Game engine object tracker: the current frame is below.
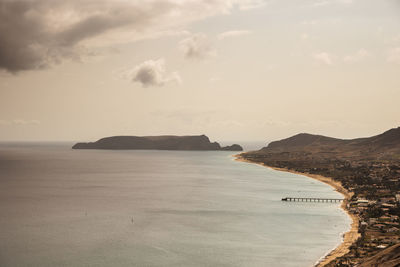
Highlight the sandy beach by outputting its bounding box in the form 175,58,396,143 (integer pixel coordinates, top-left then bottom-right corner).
235,156,360,267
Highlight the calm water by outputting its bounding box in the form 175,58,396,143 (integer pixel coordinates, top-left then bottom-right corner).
0,143,350,267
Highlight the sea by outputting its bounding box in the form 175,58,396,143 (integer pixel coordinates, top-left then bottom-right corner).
0,143,350,267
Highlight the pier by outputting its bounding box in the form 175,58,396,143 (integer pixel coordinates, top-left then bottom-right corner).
281,197,343,202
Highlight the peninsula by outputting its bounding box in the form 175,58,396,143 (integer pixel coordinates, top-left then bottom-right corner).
238,127,400,266
72,135,243,151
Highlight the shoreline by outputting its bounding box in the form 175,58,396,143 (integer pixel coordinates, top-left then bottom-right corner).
234,155,360,267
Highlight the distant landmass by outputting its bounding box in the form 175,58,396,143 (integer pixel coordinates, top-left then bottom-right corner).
72,135,243,151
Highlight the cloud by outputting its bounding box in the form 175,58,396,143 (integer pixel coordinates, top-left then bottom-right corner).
301,18,342,26
313,52,334,65
209,77,222,83
0,0,263,73
387,47,400,64
218,30,251,40
13,119,41,125
302,20,318,26
300,33,309,40
343,49,369,63
312,1,330,7
149,108,244,131
264,120,290,127
311,0,353,7
0,1,150,72
0,119,40,125
179,33,216,59
384,35,400,45
337,0,353,4
125,59,181,87
237,0,266,10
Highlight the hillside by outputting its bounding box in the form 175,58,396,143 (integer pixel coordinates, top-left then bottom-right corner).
358,244,400,267
72,135,243,151
257,127,400,160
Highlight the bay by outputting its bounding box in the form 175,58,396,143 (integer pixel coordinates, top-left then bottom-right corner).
0,144,350,267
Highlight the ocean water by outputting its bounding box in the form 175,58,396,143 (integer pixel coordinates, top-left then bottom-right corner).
0,143,350,267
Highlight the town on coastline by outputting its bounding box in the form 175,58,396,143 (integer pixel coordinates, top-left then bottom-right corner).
239,127,400,266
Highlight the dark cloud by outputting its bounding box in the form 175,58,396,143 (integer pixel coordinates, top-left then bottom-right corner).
0,0,174,72
0,0,263,73
0,1,49,71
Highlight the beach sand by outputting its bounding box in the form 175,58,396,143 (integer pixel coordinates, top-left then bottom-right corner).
234,156,360,267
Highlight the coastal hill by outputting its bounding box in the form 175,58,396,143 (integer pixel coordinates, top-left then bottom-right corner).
257,127,400,160
72,135,243,151
239,127,400,266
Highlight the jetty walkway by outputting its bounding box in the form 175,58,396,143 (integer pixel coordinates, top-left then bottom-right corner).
281,197,343,202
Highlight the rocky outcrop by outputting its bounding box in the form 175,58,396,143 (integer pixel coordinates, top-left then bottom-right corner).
72,135,243,151
220,144,243,151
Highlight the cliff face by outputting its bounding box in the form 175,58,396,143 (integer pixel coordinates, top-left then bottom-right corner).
72,135,243,151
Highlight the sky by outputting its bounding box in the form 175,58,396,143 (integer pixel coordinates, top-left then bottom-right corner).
0,0,399,143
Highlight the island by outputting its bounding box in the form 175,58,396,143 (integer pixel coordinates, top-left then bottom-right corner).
237,127,400,267
72,135,243,151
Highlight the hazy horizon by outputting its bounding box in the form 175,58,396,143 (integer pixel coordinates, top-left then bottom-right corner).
1,0,399,142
